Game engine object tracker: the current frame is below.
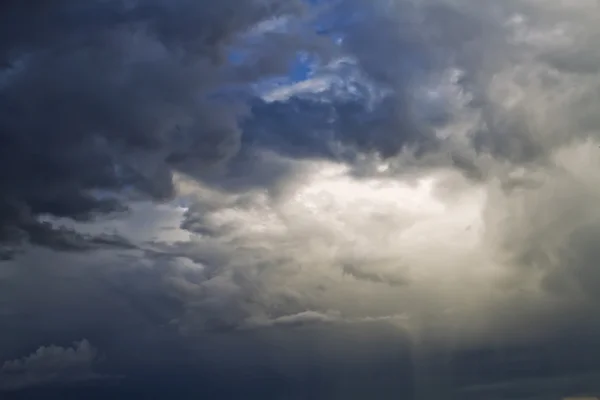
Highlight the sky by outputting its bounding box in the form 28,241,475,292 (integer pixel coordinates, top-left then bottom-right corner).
2,0,600,399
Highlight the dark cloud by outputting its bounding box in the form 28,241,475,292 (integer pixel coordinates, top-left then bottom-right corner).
4,0,600,399
0,339,112,391
215,0,566,192
0,248,419,397
0,0,327,255
0,0,588,256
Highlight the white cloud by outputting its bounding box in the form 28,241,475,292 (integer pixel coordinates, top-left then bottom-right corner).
261,76,335,102
165,162,539,346
243,310,409,330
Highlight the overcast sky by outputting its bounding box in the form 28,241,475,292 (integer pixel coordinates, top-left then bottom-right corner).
2,0,600,399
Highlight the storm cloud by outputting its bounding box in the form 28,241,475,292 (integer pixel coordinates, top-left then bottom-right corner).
0,0,328,256
3,0,600,399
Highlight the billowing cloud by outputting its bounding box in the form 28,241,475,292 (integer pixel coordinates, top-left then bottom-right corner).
0,0,330,256
0,339,109,391
4,0,600,398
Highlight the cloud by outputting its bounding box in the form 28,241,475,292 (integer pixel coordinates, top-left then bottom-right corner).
261,76,335,102
5,0,600,397
341,263,409,287
3,0,598,258
156,165,521,345
244,310,342,329
242,310,408,330
0,339,110,391
0,0,331,256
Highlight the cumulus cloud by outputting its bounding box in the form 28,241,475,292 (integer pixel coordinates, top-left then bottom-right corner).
4,0,600,397
0,0,330,256
150,165,514,346
131,0,600,358
0,339,109,391
3,0,598,261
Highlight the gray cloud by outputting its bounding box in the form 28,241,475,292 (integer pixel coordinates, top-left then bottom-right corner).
151,0,600,367
0,0,329,256
0,339,110,391
342,262,409,287
3,0,598,257
4,0,600,398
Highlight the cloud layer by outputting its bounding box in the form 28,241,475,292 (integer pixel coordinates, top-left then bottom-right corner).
3,0,600,398
0,0,328,257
